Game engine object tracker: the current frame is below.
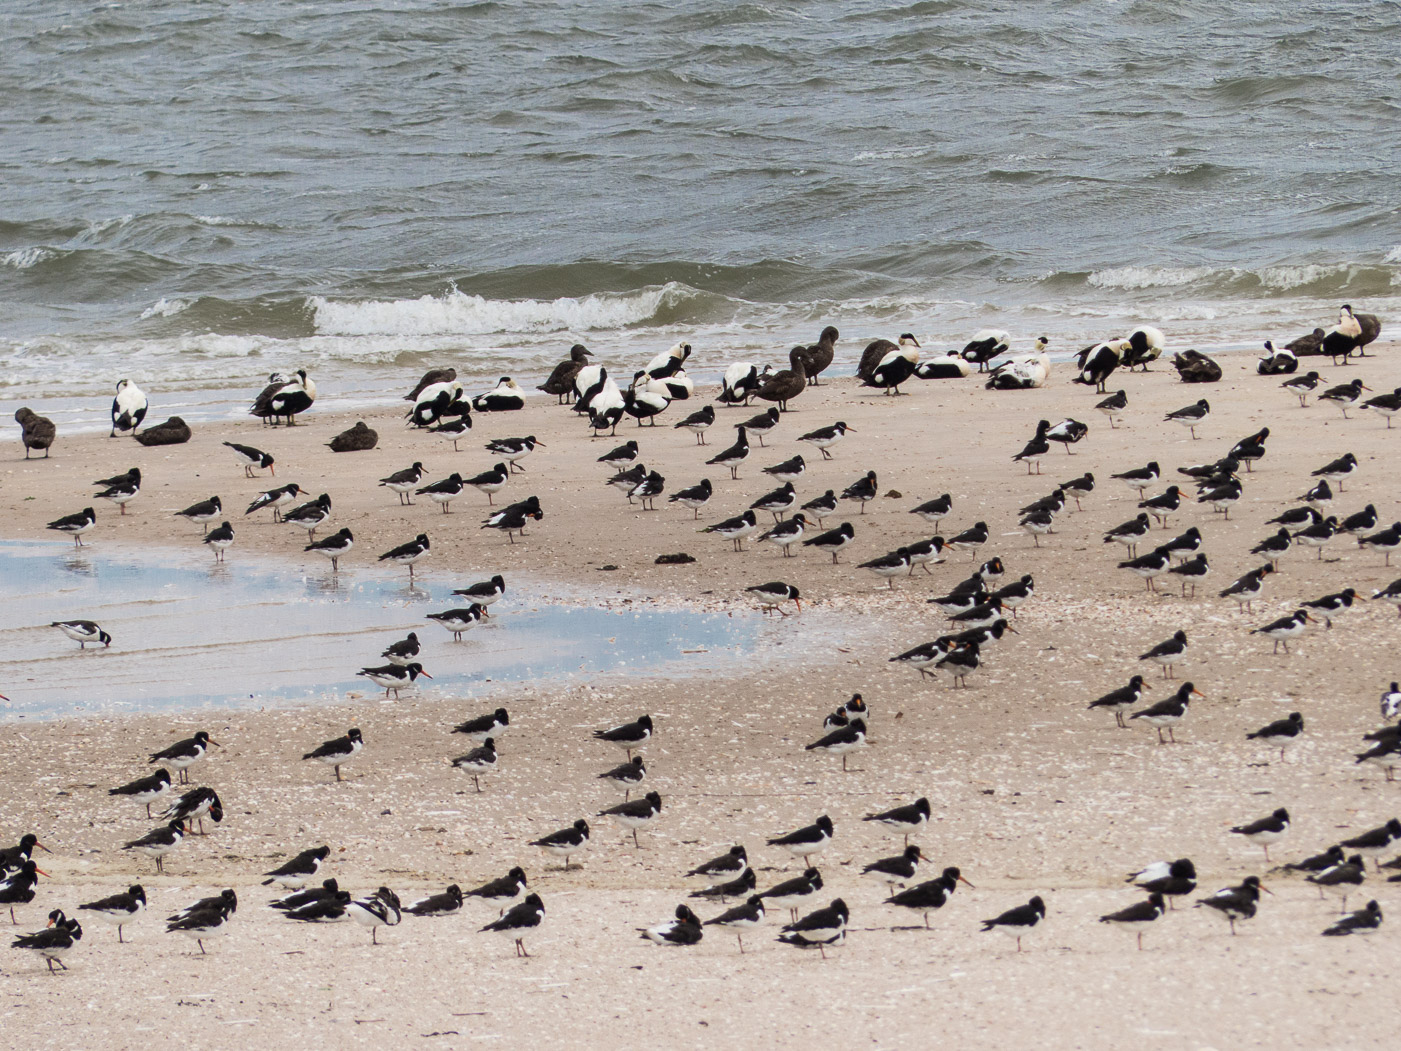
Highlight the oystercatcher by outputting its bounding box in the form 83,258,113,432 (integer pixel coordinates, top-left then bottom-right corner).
78,885,145,943
1230,808,1290,862
668,478,713,519
109,769,173,817
885,866,973,927
980,895,1045,952
464,867,528,904
1246,711,1305,760
52,620,111,649
745,581,802,615
148,730,218,784
378,533,430,577
1252,609,1314,653
451,738,497,792
704,895,765,953
1087,675,1149,729
767,815,834,867
283,493,332,539
406,885,464,917
1126,858,1196,907
304,528,353,572
347,887,401,944
301,727,363,781
1095,389,1127,427
46,506,97,546
750,482,797,523
1138,630,1188,678
598,791,662,848
702,509,759,552
1195,876,1267,935
841,470,878,513
480,893,544,956
598,755,646,799
358,662,431,698
245,484,305,522
592,714,652,758
261,846,331,889
706,426,750,479
426,604,486,640
1100,893,1164,950
757,867,824,923
122,821,186,873
801,521,856,563
762,454,806,484
799,489,838,526
1323,899,1383,936
777,898,847,958
685,845,749,885
804,718,867,771
1130,681,1201,742
757,513,808,556
529,820,589,870
485,435,543,472
451,707,509,741
640,904,703,946
175,496,222,534
739,406,781,446
1165,399,1209,438
797,421,853,460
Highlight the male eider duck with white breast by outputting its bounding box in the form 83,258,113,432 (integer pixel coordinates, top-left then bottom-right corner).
473,376,525,412
110,379,148,437
960,329,1011,371
863,339,921,394
857,333,919,382
1122,326,1165,370
623,375,670,426
1075,340,1127,392
644,341,690,379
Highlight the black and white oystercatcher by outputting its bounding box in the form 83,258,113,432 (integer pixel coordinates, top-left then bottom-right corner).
301,728,363,781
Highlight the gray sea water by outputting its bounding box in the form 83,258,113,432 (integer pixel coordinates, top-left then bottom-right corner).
3,0,1399,428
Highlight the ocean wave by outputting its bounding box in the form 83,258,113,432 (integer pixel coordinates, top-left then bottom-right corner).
1088,266,1216,290
2,247,60,270
308,283,696,337
139,297,191,320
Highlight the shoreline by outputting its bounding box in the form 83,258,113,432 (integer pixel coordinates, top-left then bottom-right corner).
3,345,1401,1048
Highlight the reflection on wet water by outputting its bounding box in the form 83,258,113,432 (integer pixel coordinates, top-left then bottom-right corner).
0,540,770,719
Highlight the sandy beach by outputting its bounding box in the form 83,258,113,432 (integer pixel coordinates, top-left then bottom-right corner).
4,348,1401,1049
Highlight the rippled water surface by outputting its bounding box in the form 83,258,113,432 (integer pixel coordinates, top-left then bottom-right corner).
2,1,1398,414
0,540,786,718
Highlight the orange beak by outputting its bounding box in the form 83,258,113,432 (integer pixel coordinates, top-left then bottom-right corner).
269,464,276,476
958,874,976,888
35,867,51,878
1190,688,1205,698
794,599,802,612
34,840,52,853
418,671,433,679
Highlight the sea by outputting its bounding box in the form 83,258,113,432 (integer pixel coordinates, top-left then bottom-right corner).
3,0,1399,434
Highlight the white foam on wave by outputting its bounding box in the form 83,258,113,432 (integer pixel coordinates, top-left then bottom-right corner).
1087,266,1215,290
308,283,688,337
1259,264,1339,289
2,247,58,269
139,297,190,319
1384,246,1401,264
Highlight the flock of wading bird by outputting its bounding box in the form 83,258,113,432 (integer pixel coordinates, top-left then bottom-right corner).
7,304,1401,970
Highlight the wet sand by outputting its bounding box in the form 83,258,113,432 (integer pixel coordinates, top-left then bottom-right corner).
3,347,1401,1048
